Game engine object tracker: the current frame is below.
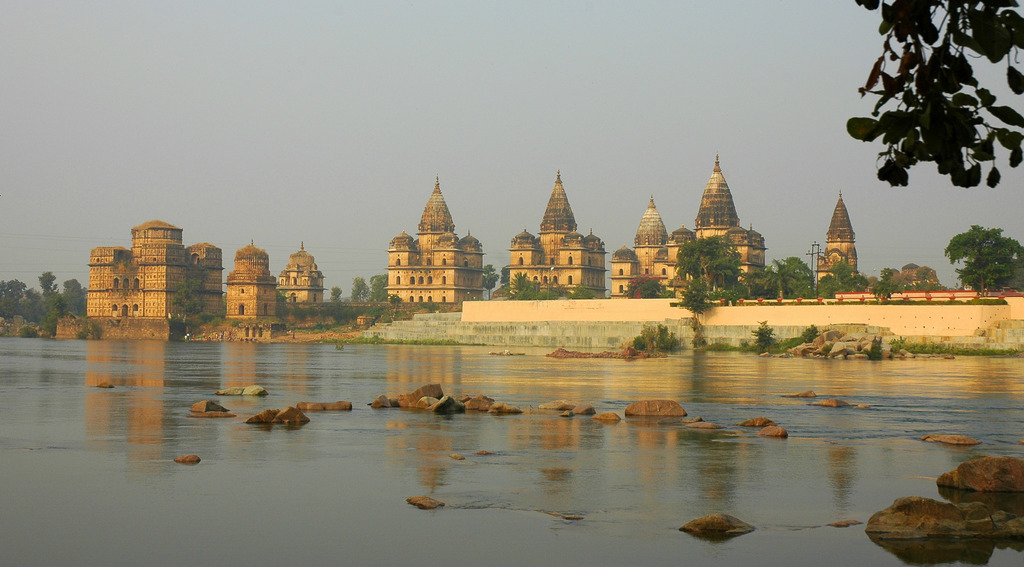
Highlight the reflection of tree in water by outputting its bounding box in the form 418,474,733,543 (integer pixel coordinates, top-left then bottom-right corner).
692,436,740,506
826,444,856,512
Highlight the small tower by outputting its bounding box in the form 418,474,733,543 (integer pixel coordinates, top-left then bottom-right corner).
226,243,277,318
818,192,858,280
278,242,325,303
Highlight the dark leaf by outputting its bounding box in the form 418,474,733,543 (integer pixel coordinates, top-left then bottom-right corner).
878,159,909,186
989,105,1024,127
951,93,978,107
865,56,884,92
987,167,1001,187
969,10,1013,63
1008,66,1024,95
856,0,880,10
995,129,1024,150
847,117,879,141
1011,146,1023,167
977,88,996,107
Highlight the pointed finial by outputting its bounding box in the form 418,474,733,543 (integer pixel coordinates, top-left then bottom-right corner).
250,239,254,246
300,241,304,250
556,169,561,182
714,153,721,172
434,176,441,192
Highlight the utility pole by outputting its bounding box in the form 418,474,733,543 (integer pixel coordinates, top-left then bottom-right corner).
807,241,822,293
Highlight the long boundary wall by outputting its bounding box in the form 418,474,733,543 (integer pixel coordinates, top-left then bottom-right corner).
366,298,1024,349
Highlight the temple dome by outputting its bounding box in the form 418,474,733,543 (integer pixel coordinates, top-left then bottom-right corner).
563,230,585,247
232,243,271,278
670,224,696,244
390,231,415,250
694,155,740,231
540,171,577,233
418,177,456,234
583,231,604,250
613,245,638,261
458,233,482,251
826,192,855,242
635,197,668,246
285,243,317,270
436,231,459,248
511,229,538,248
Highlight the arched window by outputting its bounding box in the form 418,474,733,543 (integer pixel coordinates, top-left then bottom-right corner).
533,276,539,282
427,258,432,266
442,258,447,265
518,257,524,265
427,296,432,302
662,268,667,275
240,288,246,294
263,304,268,315
544,276,549,284
550,258,555,265
121,305,128,317
239,305,245,315
112,278,120,290
133,278,140,290
464,260,468,267
645,268,650,275
619,285,624,293
442,276,447,284
427,276,432,284
111,304,118,315
618,269,624,275
396,258,402,266
418,296,423,303
568,275,573,285
418,276,424,285
568,256,573,265
289,293,297,302
396,276,401,284
553,276,558,284
441,296,446,303
192,253,200,265
132,304,139,315
292,278,297,285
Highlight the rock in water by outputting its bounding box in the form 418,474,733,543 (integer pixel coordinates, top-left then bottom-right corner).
244,409,280,424
624,400,687,417
811,398,851,407
686,422,723,429
921,434,982,446
191,400,229,413
785,390,816,398
428,395,466,414
174,454,201,465
866,495,1024,539
936,456,1024,492
296,401,353,411
592,412,621,423
488,402,523,415
736,417,775,427
406,496,445,510
241,385,268,396
758,426,789,438
572,404,596,415
680,513,755,537
464,394,494,412
370,395,391,409
538,400,577,411
272,406,310,425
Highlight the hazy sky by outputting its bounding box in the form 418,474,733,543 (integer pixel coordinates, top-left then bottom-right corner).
2,1,1021,293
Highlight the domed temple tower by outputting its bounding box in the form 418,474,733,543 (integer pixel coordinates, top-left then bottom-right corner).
226,243,277,318
278,243,325,303
818,192,858,280
386,178,484,304
508,171,606,295
87,220,223,318
611,156,765,297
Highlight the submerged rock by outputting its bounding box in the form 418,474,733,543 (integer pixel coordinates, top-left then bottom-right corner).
416,396,440,409
464,394,494,411
216,385,268,396
736,417,775,427
406,496,445,510
296,401,352,411
398,383,445,408
785,390,817,398
624,400,687,417
811,398,851,407
572,404,596,415
921,434,982,446
592,412,621,423
428,395,466,414
94,382,115,389
758,425,789,438
244,409,280,424
488,402,523,415
686,422,724,430
936,456,1024,492
272,406,310,425
538,400,577,411
370,395,391,409
187,411,236,418
174,454,201,465
680,513,755,538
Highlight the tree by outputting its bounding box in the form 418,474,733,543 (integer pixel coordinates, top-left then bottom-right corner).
816,261,870,298
567,285,596,299
676,236,741,291
872,267,903,299
481,264,499,299
350,277,369,302
62,279,87,316
680,277,712,348
500,266,510,287
38,272,57,298
172,265,205,317
0,279,28,319
369,274,389,302
750,257,815,298
330,286,343,302
509,273,539,300
944,225,1023,292
849,0,1024,188
752,321,776,353
625,274,666,298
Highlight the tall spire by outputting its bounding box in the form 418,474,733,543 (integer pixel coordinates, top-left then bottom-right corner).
418,177,456,234
635,196,668,246
826,191,855,242
540,170,577,233
695,155,740,231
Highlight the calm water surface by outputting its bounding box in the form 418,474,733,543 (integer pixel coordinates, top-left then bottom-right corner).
2,338,1023,566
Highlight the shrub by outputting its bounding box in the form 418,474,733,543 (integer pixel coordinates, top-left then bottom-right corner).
632,323,679,353
800,324,820,343
752,321,775,353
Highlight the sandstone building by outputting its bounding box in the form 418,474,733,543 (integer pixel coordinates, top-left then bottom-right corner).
226,243,277,318
818,192,858,280
610,156,765,297
278,243,325,303
387,178,485,304
508,171,607,295
87,220,223,319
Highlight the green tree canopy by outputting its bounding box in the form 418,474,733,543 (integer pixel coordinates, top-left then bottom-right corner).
369,274,389,302
749,257,815,298
944,224,1023,292
816,261,870,298
62,279,87,317
849,0,1024,187
330,286,343,302
350,277,370,302
676,236,741,291
482,264,499,298
625,275,667,299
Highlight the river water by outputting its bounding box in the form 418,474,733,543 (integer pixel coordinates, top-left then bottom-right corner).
1,338,1022,566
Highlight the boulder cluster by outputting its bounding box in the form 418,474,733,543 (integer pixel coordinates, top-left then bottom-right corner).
787,329,891,359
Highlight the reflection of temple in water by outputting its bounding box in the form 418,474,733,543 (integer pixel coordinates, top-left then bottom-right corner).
383,348,467,392
384,419,455,490
826,444,856,512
